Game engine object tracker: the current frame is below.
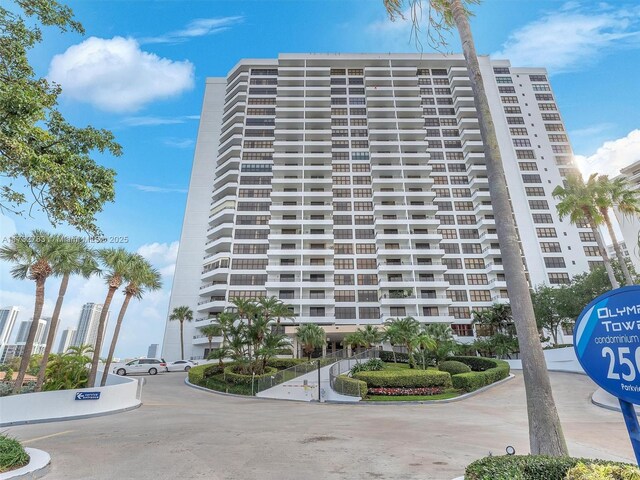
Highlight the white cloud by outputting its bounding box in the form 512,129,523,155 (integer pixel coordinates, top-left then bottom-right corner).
493,3,640,74
130,184,187,194
48,36,194,112
142,16,244,44
575,129,640,177
163,137,194,149
137,241,179,270
569,122,615,138
121,115,199,127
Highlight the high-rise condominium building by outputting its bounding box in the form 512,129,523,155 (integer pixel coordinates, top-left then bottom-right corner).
147,343,159,358
15,317,50,346
614,159,640,272
57,327,76,354
73,303,107,349
0,307,19,345
162,53,601,361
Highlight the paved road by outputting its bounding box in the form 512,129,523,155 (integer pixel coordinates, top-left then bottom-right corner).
9,372,634,480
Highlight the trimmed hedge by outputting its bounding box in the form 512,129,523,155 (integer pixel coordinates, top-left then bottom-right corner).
447,356,510,393
266,358,308,369
465,455,640,480
438,360,471,375
223,366,278,385
379,350,410,364
448,355,499,372
334,375,368,398
353,369,452,389
566,462,640,479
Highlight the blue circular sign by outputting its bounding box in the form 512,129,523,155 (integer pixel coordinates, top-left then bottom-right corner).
574,286,640,404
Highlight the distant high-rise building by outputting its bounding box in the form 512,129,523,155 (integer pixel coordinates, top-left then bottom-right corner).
0,344,24,364
73,303,108,349
15,317,49,346
0,306,19,345
147,343,159,358
614,160,640,272
57,328,76,354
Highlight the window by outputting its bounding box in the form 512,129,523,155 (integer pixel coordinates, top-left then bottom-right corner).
544,257,566,268
535,93,554,101
545,124,564,131
540,242,562,253
234,244,268,254
334,274,354,285
390,307,406,316
549,134,568,142
235,229,269,239
465,258,485,269
459,229,479,239
335,244,353,254
444,273,465,285
536,227,557,238
446,152,464,160
443,258,462,269
236,215,270,225
334,229,352,239
549,273,570,285
452,324,473,336
279,290,295,300
529,200,549,210
580,232,596,242
513,139,532,147
526,187,546,196
501,96,519,104
522,174,542,183
498,86,516,93
493,67,510,74
529,74,547,82
444,140,462,149
350,108,367,115
436,214,455,225
462,243,482,254
358,274,378,285
355,229,375,239
333,215,351,225
510,128,528,136
454,201,474,211
357,258,377,269
232,259,268,270
441,243,460,254
356,244,376,254
359,307,380,319
504,106,521,114
335,307,356,320
496,76,512,84
335,290,356,302
439,229,458,239
335,259,354,269
470,290,491,302
446,290,468,302
584,246,600,256
539,103,557,111
310,307,326,317
542,113,561,121
358,290,378,302
449,306,471,319
516,150,536,160
229,274,267,286
532,213,553,223
467,273,488,285
450,176,469,185
243,140,273,149
519,162,538,171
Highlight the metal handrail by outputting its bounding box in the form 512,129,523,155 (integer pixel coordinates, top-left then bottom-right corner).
329,348,381,396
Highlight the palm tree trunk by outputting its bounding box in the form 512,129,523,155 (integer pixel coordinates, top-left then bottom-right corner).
35,273,69,392
588,216,619,289
449,0,568,456
88,286,117,387
100,293,132,386
602,210,633,285
14,278,46,393
180,319,185,360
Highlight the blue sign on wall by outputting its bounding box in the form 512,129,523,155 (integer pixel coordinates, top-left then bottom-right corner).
575,286,640,404
75,391,101,400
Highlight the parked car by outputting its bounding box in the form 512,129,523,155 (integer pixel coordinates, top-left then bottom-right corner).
167,360,198,372
113,358,168,376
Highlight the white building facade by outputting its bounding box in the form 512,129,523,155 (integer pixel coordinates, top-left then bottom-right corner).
162,54,601,361
614,160,640,272
57,327,76,354
72,303,106,349
0,307,19,346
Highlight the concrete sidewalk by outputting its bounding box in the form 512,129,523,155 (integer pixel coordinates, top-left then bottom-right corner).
256,362,360,402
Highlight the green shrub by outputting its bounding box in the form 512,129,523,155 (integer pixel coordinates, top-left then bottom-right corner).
447,355,498,371
353,369,452,388
443,356,510,392
350,358,385,375
465,455,639,480
0,434,29,474
266,358,308,369
565,462,640,480
223,366,278,386
187,364,208,385
379,351,410,364
334,375,368,397
438,360,471,375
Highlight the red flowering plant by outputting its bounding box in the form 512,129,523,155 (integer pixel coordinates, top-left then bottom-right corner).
367,387,444,396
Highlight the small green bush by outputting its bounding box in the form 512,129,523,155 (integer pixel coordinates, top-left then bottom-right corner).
465,455,639,480
443,356,510,393
438,360,471,375
350,358,385,375
379,351,410,364
223,366,278,386
334,375,368,397
447,355,498,372
0,434,29,474
353,369,452,389
565,462,640,480
266,358,308,369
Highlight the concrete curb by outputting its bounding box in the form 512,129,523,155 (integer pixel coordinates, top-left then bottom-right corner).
184,378,310,403
0,402,142,427
328,374,515,405
0,448,50,480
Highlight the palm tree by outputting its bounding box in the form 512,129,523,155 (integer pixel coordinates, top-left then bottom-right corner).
0,230,64,392
358,324,384,348
256,296,282,323
553,174,618,288
411,331,436,370
596,176,640,285
424,323,455,365
383,0,568,455
169,306,194,360
35,239,98,392
208,346,231,367
87,247,131,387
100,254,162,386
257,331,290,371
199,323,222,356
296,323,325,360
343,331,364,352
384,317,420,368
230,297,258,326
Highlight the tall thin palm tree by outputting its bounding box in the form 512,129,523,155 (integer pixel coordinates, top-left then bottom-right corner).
384,317,420,368
199,323,222,356
596,176,640,285
169,306,194,360
88,247,131,387
384,0,568,455
0,230,63,392
553,174,618,288
100,254,162,386
295,323,325,360
35,240,98,391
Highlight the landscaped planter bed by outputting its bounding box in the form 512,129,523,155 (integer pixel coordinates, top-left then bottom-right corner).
367,387,445,396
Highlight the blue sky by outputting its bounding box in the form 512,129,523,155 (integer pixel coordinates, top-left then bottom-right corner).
2,0,640,358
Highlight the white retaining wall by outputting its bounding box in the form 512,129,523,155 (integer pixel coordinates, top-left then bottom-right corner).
506,347,583,373
0,372,142,426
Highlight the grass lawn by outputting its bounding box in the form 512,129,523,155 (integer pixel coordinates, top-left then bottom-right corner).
364,390,461,402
